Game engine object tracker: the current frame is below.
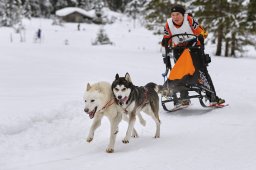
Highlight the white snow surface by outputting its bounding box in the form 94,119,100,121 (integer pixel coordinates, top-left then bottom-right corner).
1,15,256,170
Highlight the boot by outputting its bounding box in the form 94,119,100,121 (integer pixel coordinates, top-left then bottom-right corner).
211,95,225,105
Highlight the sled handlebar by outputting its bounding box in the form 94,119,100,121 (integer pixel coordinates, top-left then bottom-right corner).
165,33,204,49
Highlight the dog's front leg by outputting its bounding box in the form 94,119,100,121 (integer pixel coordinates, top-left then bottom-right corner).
106,112,122,153
122,113,139,138
122,112,136,144
87,114,103,142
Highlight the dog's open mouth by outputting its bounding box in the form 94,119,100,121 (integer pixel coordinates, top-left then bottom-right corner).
88,107,97,119
118,96,128,105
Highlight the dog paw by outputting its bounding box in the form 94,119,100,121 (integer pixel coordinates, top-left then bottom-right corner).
86,137,93,143
106,148,114,153
122,139,129,144
131,131,139,138
132,134,138,138
154,135,160,138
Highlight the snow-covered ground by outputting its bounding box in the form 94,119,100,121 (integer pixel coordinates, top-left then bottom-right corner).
1,15,256,170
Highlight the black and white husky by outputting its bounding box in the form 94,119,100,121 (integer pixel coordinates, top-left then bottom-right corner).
111,73,161,143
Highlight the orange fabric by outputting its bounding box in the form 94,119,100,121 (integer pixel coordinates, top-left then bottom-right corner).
187,16,208,40
168,48,195,80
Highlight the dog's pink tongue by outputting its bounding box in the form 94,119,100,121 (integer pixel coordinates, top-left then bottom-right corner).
89,112,94,119
120,96,128,104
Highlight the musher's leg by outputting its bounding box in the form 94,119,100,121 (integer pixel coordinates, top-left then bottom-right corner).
204,68,225,104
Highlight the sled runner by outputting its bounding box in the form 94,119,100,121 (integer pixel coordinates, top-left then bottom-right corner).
161,33,222,112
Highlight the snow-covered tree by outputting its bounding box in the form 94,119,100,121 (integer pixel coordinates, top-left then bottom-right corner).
78,0,93,10
30,0,41,17
0,1,5,25
55,0,77,9
92,0,105,24
23,0,32,19
68,0,78,6
55,0,68,10
143,0,174,33
191,0,228,56
247,0,256,34
0,0,23,26
40,0,53,17
92,28,113,45
105,0,126,12
192,0,253,57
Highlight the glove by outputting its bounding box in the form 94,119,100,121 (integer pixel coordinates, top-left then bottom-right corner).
198,34,204,45
161,38,169,47
204,54,211,64
200,30,208,38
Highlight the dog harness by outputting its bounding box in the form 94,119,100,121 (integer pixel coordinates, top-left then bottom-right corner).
98,98,115,112
122,87,149,113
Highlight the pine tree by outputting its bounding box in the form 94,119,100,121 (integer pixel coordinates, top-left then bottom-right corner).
106,0,122,11
30,0,41,17
0,0,23,26
220,0,250,57
0,1,5,23
67,0,78,7
192,0,253,57
78,0,93,10
55,0,68,10
144,0,174,33
23,0,32,19
227,0,245,56
105,0,133,12
16,0,22,23
92,28,113,45
40,0,53,17
247,0,256,34
126,0,146,15
192,0,230,56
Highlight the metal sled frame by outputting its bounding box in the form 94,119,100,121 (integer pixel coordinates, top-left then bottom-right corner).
161,82,212,112
161,34,213,112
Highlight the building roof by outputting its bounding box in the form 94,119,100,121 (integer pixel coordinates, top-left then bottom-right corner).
56,7,94,18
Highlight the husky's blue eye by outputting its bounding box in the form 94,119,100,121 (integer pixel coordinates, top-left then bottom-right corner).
122,88,126,91
91,100,95,102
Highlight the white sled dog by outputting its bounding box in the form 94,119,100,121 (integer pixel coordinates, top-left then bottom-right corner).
83,81,122,153
111,73,161,144
83,81,146,153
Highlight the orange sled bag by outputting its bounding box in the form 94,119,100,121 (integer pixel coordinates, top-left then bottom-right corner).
168,48,195,81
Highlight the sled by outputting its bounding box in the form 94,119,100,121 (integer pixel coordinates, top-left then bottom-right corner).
161,33,217,112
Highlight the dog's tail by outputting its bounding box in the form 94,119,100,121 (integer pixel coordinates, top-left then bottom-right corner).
145,82,162,93
145,82,173,96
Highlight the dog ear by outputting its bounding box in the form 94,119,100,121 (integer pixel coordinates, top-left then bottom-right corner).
115,73,119,80
125,72,132,82
86,83,91,91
